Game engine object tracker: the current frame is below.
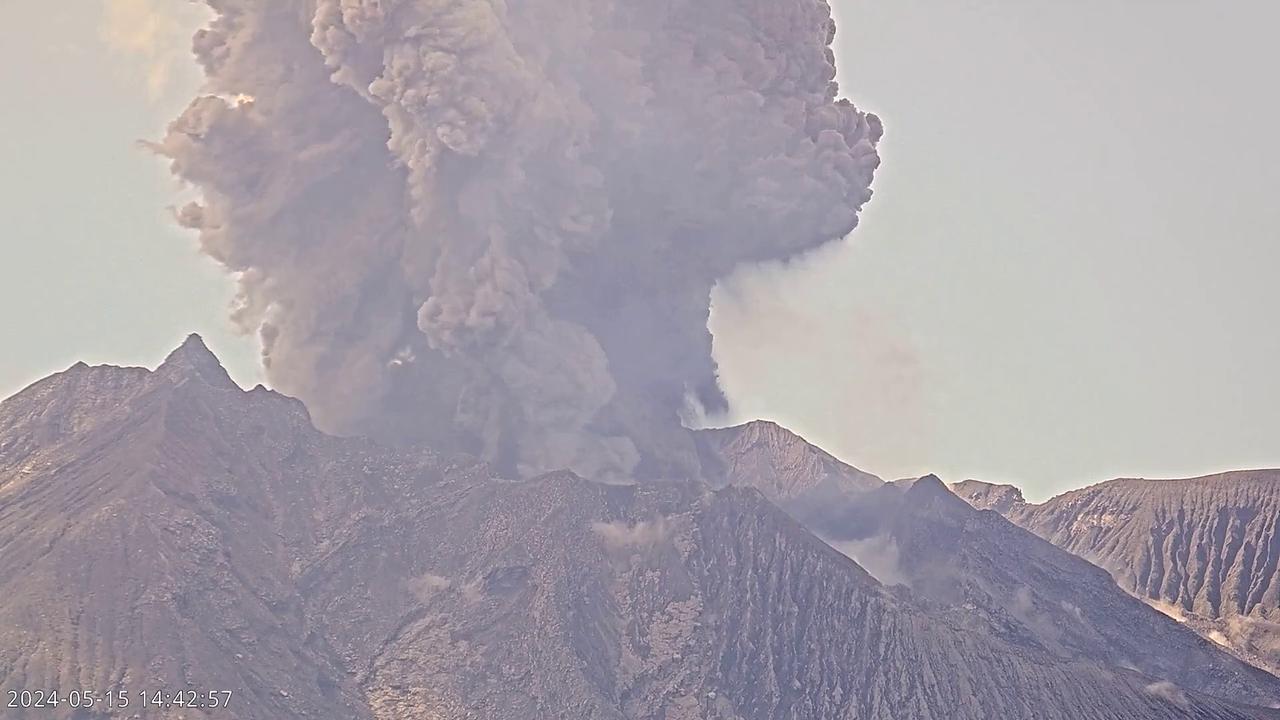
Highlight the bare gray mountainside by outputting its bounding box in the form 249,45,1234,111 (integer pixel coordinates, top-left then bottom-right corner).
697,423,1280,709
695,421,882,501
1,339,1278,719
949,478,1026,514
954,473,1280,675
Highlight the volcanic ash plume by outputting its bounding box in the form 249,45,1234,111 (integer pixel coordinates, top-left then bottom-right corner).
151,0,882,480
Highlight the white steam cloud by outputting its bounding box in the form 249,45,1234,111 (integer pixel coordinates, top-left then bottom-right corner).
829,534,910,588
591,517,670,550
1143,681,1189,708
150,0,882,480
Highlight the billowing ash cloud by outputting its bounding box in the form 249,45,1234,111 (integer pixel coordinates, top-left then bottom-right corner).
150,0,882,480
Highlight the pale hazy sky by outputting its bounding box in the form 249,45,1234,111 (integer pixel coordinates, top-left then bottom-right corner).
2,2,1277,500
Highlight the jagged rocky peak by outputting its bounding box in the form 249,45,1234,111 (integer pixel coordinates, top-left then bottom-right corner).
950,478,1027,513
0,335,277,484
156,332,239,390
694,419,882,501
904,474,958,502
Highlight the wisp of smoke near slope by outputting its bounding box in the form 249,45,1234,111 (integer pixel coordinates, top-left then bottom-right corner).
150,0,882,480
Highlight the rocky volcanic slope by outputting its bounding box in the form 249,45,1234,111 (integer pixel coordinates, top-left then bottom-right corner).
954,473,1280,674
1,338,1278,719
697,422,1280,710
695,421,882,501
949,478,1027,514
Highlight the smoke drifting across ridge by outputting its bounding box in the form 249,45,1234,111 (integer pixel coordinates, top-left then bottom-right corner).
150,0,882,480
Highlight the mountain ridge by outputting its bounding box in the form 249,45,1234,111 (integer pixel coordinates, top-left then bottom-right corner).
952,471,1280,675
2,339,1278,718
695,422,1280,708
